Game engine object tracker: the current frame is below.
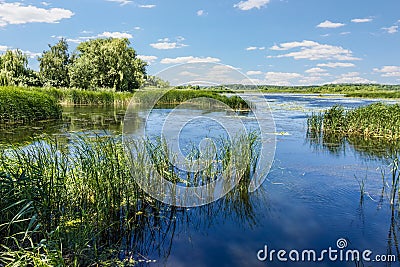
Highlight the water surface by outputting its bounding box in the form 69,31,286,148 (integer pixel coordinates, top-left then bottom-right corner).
3,94,400,266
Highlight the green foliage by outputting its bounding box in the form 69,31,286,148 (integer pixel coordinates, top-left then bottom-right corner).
38,39,70,87
69,38,147,92
143,75,170,88
0,132,260,265
345,91,400,98
308,103,400,140
134,89,250,110
0,87,62,124
34,87,133,105
0,50,42,87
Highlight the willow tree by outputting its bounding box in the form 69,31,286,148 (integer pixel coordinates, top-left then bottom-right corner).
0,49,28,86
69,38,147,92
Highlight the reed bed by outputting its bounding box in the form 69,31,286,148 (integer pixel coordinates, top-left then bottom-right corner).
0,132,260,266
0,87,62,124
133,89,250,110
30,87,133,106
308,103,400,141
345,91,400,99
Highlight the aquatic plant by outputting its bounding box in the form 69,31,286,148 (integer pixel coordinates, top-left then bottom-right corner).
308,103,400,141
0,132,260,266
132,89,250,110
0,87,62,124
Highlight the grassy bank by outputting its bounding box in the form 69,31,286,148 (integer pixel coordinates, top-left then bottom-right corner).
0,87,62,124
0,133,259,266
308,103,400,140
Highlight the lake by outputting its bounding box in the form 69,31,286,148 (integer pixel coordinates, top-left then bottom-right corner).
2,94,400,266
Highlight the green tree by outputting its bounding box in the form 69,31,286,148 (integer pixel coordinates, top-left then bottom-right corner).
38,38,70,87
144,75,170,88
69,38,147,92
0,49,40,86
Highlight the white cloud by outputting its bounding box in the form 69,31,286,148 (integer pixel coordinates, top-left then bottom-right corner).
160,56,221,64
20,49,41,58
150,42,186,49
99,31,133,39
0,45,9,52
137,55,158,64
246,46,265,51
178,71,200,77
270,40,360,61
106,0,132,6
150,37,187,50
340,32,351,35
305,67,327,74
234,0,270,10
66,38,81,44
317,62,355,68
373,66,400,77
332,72,375,84
382,25,398,34
246,70,263,75
65,31,133,44
197,10,207,16
0,2,74,26
134,26,141,30
351,18,372,23
41,2,50,6
299,76,325,85
270,40,319,51
264,72,302,86
139,4,156,8
317,20,345,28
0,46,40,58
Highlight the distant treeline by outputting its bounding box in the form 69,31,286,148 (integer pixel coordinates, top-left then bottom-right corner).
173,84,400,98
184,83,400,92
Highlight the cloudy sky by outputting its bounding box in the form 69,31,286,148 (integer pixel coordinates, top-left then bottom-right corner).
1,0,399,85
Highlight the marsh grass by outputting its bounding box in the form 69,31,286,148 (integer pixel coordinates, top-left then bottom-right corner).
0,87,62,124
0,131,260,266
308,103,400,141
133,89,250,110
345,91,400,99
31,87,133,106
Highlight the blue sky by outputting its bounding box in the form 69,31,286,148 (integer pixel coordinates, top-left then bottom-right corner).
1,0,400,85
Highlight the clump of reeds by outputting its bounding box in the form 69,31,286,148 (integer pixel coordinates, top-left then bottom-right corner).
0,86,62,124
0,131,260,266
132,89,250,110
308,103,400,141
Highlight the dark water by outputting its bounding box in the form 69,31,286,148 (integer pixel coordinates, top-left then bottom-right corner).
3,94,400,266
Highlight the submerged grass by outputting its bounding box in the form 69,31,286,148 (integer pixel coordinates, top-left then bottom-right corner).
0,132,260,266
